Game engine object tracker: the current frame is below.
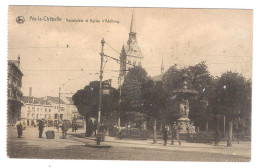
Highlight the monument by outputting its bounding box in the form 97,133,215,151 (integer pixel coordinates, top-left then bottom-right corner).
172,79,198,134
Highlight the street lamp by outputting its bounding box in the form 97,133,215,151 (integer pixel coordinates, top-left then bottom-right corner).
96,38,105,145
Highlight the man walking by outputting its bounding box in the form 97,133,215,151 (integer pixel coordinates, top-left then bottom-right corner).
162,128,168,146
62,120,69,139
171,122,181,146
38,119,44,138
14,118,23,138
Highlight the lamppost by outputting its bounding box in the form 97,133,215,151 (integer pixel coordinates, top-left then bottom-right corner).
96,38,136,145
96,38,105,145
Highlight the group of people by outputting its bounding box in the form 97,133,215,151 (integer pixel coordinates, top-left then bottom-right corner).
162,123,181,146
14,118,72,139
86,120,98,137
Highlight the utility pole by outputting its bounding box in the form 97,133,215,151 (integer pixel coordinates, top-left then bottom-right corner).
223,115,225,138
97,38,105,145
58,87,61,132
118,75,122,127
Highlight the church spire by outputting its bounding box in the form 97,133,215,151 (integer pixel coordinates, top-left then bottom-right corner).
161,58,164,75
129,11,136,33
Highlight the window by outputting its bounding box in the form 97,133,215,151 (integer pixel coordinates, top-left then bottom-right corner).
45,108,47,112
60,107,65,111
60,114,63,120
45,114,47,119
49,109,51,112
37,108,39,112
27,113,30,117
48,114,50,119
36,114,39,119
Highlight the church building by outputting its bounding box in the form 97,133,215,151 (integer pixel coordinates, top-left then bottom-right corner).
120,12,143,78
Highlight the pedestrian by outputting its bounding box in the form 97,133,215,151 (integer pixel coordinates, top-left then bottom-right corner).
89,120,93,136
62,120,69,139
162,128,168,146
72,119,76,132
38,119,44,138
171,123,181,146
214,122,222,146
14,118,23,138
93,120,97,136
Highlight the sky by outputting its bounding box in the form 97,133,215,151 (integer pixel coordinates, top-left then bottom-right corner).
8,6,253,97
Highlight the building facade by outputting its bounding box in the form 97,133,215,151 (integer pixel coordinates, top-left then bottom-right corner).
8,56,23,125
21,95,80,127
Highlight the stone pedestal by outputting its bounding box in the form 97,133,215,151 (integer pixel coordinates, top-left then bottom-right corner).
177,117,196,134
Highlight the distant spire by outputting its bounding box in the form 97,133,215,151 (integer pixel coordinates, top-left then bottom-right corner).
17,54,20,68
129,11,136,33
161,58,164,75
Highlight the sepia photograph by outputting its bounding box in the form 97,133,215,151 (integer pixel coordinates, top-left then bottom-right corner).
7,6,252,162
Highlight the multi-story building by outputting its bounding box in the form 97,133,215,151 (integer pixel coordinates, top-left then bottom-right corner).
21,95,80,126
61,96,81,120
7,56,23,125
21,96,53,126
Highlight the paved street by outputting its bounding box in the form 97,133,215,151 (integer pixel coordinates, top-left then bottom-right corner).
7,126,251,161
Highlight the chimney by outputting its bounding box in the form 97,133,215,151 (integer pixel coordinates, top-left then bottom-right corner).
29,87,32,97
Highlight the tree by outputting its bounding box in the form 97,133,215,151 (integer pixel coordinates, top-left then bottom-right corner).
213,71,251,146
120,66,149,123
162,62,215,129
72,81,119,136
143,80,168,143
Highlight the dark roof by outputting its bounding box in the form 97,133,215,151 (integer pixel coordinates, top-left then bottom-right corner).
45,96,65,104
22,96,49,105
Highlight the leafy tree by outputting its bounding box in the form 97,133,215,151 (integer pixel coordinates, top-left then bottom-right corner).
143,80,168,143
72,81,119,136
162,62,215,130
213,71,251,146
120,66,149,122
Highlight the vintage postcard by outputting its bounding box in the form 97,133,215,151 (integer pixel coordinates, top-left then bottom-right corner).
7,6,252,161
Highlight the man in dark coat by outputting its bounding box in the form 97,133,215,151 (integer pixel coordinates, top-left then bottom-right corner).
62,120,69,139
38,119,44,138
14,118,23,138
162,128,168,146
171,123,181,146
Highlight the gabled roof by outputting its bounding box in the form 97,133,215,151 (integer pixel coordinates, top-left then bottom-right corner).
65,97,74,105
22,96,49,105
44,96,65,104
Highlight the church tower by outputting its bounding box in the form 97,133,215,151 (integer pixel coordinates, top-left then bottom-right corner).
120,11,143,77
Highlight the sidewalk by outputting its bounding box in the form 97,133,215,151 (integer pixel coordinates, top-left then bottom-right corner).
69,131,251,158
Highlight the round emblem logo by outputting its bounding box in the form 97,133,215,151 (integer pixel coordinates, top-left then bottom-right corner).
16,16,25,24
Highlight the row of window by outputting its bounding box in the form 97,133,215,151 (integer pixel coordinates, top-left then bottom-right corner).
27,107,52,112
27,113,51,119
27,106,66,112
